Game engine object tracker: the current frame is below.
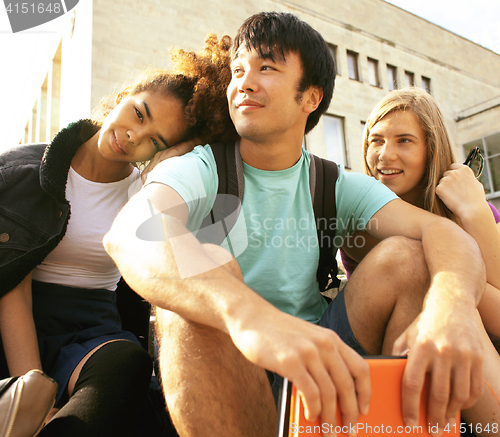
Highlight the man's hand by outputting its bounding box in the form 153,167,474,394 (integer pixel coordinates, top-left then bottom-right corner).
229,307,371,436
394,296,484,435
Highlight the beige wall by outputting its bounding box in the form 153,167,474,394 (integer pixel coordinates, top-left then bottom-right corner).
15,0,500,200
457,105,500,147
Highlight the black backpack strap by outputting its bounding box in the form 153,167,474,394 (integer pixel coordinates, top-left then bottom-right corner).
200,145,339,291
197,142,243,246
309,154,340,291
209,141,243,199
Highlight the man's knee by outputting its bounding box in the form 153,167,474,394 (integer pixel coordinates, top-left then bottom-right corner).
375,235,422,261
364,236,427,279
347,236,429,316
155,309,246,375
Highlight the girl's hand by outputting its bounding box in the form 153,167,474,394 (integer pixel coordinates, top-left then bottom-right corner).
435,163,486,220
141,138,202,184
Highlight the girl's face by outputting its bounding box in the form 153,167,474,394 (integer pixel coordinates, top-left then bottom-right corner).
98,91,188,163
366,110,427,206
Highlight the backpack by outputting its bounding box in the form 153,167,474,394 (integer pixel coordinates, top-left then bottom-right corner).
199,142,340,291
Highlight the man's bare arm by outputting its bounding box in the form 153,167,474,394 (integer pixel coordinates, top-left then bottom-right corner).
104,182,371,435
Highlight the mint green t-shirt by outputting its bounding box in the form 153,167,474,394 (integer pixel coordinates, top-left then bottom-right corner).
146,144,397,323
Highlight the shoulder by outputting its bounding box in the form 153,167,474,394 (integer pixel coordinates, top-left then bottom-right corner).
336,166,387,193
145,145,219,214
146,144,217,184
0,143,46,168
0,144,47,192
334,168,398,235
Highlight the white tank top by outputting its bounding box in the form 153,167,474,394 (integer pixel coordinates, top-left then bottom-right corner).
33,166,140,291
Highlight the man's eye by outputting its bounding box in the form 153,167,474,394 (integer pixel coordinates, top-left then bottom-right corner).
135,108,143,122
152,138,159,151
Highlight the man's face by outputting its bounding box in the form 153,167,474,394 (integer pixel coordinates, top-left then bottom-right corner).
227,47,310,144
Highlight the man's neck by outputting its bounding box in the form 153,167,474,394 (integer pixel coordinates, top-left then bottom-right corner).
239,137,304,171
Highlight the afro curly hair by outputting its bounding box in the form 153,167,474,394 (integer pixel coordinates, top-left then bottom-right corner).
95,33,238,145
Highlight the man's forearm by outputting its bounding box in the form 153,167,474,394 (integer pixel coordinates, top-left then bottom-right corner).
104,187,272,336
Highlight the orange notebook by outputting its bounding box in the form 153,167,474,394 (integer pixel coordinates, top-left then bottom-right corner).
277,357,460,437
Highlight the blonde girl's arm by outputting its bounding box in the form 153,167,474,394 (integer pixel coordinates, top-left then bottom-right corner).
436,164,500,289
436,164,500,336
0,272,42,376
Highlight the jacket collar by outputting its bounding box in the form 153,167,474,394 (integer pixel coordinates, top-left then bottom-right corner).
40,119,100,200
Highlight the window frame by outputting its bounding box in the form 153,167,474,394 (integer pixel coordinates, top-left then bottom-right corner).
387,64,398,91
347,50,360,82
328,43,339,76
323,114,349,169
463,131,500,199
422,76,431,93
405,70,415,87
367,57,380,87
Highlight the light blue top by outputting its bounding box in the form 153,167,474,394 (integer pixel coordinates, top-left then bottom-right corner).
146,144,397,323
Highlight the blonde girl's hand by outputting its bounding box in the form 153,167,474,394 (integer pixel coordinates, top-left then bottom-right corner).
141,138,202,184
435,163,487,220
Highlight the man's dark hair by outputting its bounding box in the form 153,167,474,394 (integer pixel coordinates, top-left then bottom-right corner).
232,11,336,134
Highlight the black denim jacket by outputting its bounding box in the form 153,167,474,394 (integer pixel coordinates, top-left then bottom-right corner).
0,120,100,297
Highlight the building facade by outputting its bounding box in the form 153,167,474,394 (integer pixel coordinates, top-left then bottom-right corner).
14,0,500,207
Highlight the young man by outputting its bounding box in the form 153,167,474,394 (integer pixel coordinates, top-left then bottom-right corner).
105,12,485,437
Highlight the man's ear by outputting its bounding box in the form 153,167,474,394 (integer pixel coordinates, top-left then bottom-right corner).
303,86,323,114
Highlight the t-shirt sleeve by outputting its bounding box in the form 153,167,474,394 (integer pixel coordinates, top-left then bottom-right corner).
144,145,218,232
488,202,500,224
335,166,398,237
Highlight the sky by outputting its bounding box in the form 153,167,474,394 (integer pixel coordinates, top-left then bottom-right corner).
384,0,500,54
0,0,499,146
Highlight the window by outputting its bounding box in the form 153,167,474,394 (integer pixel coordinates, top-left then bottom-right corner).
20,40,62,144
405,71,414,87
387,64,397,90
463,132,500,196
347,50,360,81
367,58,379,87
360,121,367,147
324,115,348,167
422,76,431,93
328,44,338,75
361,120,366,137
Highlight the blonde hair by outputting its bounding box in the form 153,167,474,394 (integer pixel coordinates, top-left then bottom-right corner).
362,87,458,223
